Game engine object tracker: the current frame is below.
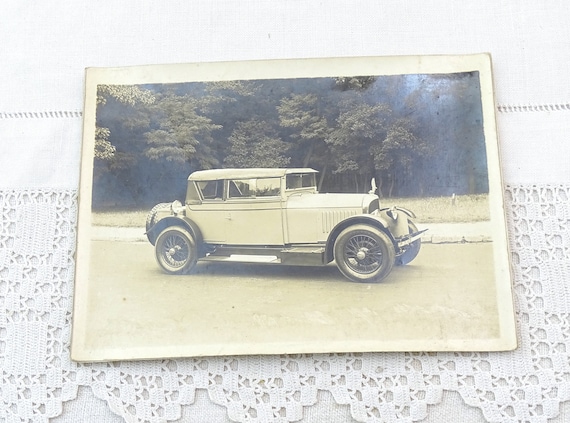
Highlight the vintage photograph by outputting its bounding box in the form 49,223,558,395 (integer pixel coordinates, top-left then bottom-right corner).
72,55,516,361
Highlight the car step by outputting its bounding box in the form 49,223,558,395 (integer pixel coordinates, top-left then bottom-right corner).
201,255,281,264
280,246,326,266
201,246,327,266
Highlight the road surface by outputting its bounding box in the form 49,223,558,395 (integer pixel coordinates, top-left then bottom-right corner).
75,241,509,360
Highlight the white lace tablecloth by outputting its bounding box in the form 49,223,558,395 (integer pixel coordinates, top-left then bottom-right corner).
2,1,570,422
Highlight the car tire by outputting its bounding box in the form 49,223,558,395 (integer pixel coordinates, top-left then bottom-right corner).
146,203,171,233
334,224,395,283
155,226,198,274
396,221,422,266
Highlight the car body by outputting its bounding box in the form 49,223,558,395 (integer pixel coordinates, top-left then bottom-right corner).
145,168,425,283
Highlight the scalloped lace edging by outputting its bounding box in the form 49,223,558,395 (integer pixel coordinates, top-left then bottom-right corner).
1,184,569,423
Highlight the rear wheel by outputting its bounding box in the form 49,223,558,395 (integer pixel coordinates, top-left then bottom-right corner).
155,227,197,274
334,224,395,283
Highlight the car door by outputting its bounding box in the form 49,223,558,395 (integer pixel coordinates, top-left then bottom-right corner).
187,180,228,243
224,177,284,245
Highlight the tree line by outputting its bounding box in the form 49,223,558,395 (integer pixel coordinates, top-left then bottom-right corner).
92,72,488,208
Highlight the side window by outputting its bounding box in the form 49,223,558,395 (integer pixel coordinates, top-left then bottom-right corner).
228,178,281,199
197,180,223,200
228,179,255,198
255,178,281,197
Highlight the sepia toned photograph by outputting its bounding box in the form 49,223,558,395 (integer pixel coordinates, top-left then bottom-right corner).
72,55,516,361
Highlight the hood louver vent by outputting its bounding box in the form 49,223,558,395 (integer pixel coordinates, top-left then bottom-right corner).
321,210,358,233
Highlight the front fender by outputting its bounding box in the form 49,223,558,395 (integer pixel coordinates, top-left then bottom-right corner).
377,207,413,237
393,206,416,219
324,214,399,263
146,216,203,247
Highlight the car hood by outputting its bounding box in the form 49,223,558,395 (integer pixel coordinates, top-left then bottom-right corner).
286,192,377,210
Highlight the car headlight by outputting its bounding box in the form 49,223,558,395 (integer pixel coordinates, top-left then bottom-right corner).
171,200,183,215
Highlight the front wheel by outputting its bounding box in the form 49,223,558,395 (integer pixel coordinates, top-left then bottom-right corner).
334,224,395,283
155,227,197,274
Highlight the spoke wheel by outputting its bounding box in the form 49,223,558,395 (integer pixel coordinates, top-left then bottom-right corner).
155,227,197,274
334,224,395,283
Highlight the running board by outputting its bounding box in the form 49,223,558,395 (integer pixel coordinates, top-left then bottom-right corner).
202,255,281,264
202,245,327,266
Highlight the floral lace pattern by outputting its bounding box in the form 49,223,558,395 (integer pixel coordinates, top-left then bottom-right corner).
1,185,569,423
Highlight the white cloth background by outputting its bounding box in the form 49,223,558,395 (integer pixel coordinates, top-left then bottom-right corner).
1,1,570,422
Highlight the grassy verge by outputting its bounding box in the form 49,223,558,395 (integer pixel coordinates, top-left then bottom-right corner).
92,208,149,228
384,194,489,223
91,194,489,227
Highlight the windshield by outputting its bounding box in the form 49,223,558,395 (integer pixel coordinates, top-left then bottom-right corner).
286,173,316,190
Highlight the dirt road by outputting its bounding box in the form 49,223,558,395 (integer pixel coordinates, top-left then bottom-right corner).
75,241,507,360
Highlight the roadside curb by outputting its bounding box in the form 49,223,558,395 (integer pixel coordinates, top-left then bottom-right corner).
422,234,493,244
92,227,147,243
91,221,493,244
420,221,492,244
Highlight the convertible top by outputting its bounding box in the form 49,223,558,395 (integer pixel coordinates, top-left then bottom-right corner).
188,168,318,181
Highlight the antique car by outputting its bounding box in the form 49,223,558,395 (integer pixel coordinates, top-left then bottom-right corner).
145,168,425,283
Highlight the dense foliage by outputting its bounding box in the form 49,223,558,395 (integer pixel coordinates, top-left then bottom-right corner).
92,72,488,208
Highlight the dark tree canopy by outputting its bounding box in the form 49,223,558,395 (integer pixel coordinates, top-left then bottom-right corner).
225,119,290,168
92,72,488,208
